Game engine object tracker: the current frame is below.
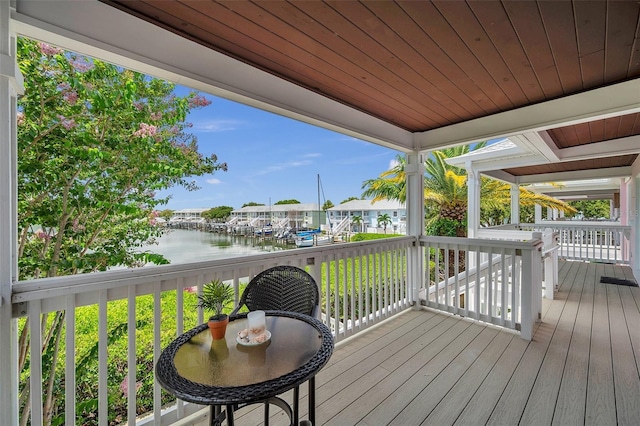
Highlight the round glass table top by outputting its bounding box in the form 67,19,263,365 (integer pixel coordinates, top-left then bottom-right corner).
156,311,334,405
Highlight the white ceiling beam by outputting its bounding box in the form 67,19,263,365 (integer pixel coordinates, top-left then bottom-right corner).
469,154,549,173
11,0,413,152
544,190,617,198
515,167,632,184
481,170,518,184
517,131,560,162
556,135,640,161
415,79,640,150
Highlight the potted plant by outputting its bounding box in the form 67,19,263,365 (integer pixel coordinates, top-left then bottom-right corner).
196,279,235,339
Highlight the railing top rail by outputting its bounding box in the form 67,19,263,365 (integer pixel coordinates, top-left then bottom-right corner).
420,235,542,251
523,221,631,230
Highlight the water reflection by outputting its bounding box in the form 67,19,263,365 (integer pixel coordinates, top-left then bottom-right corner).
138,229,294,264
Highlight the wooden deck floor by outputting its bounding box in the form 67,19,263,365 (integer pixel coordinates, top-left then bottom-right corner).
205,260,640,425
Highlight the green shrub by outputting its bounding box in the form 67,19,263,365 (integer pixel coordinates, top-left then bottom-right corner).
350,233,402,242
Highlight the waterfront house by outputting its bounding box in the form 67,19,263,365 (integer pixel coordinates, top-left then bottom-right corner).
2,1,639,425
169,208,209,225
328,199,406,234
229,203,325,230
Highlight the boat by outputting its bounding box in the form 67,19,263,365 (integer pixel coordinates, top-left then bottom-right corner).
294,235,314,248
294,175,333,248
294,233,332,248
254,226,272,236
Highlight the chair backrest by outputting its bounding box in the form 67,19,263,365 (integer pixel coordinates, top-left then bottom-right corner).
233,266,319,317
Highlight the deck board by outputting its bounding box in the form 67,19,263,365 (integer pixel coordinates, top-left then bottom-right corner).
607,269,640,425
519,258,581,425
424,329,515,425
391,327,500,425
551,261,594,425
586,264,617,425
211,261,640,426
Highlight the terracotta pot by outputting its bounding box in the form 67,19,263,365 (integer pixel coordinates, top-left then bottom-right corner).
208,315,229,340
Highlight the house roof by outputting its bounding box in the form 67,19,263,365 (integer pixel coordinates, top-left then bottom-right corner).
12,0,640,184
232,203,318,213
330,199,405,212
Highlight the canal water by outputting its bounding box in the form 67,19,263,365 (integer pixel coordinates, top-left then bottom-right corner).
139,228,294,265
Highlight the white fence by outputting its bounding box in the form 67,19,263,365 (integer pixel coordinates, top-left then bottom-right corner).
522,222,631,264
10,237,414,426
419,235,543,340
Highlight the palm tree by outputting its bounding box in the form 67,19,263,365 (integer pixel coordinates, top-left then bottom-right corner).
351,215,363,233
362,147,576,237
361,155,407,202
377,213,392,233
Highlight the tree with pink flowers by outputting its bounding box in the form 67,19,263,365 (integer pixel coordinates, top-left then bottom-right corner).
16,37,226,425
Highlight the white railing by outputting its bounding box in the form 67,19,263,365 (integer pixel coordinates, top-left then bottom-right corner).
10,237,414,426
522,222,631,264
330,216,351,235
419,235,543,340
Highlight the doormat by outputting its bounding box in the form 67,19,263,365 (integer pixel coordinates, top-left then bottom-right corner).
600,276,638,287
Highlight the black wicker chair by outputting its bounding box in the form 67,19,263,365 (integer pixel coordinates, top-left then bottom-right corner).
228,266,320,425
231,265,320,318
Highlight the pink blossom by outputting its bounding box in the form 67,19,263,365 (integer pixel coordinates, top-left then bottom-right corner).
57,83,71,91
150,112,162,121
119,377,143,395
133,102,145,111
72,219,85,232
71,60,94,72
38,43,63,56
17,112,24,126
188,94,211,108
57,115,77,130
63,91,79,105
133,123,157,138
35,230,50,241
185,286,197,293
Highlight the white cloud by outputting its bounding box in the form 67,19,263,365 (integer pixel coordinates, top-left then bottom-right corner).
303,153,322,158
206,178,222,184
389,158,400,169
194,119,244,133
253,160,312,176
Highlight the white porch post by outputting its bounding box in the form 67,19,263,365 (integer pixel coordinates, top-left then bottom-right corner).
0,2,22,423
405,152,425,309
632,173,640,281
510,184,520,225
520,235,543,341
467,164,480,238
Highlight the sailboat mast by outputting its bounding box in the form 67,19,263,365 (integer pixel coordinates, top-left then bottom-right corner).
317,174,320,231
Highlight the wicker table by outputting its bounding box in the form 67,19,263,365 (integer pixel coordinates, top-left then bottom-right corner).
156,311,334,426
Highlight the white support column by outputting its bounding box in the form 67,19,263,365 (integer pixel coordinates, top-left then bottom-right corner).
520,235,543,341
405,152,425,309
632,175,640,281
0,1,23,423
467,164,480,238
510,184,520,225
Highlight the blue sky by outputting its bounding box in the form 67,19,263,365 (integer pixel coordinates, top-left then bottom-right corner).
156,87,402,211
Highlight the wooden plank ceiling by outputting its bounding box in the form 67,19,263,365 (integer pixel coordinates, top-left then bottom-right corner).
102,0,640,177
